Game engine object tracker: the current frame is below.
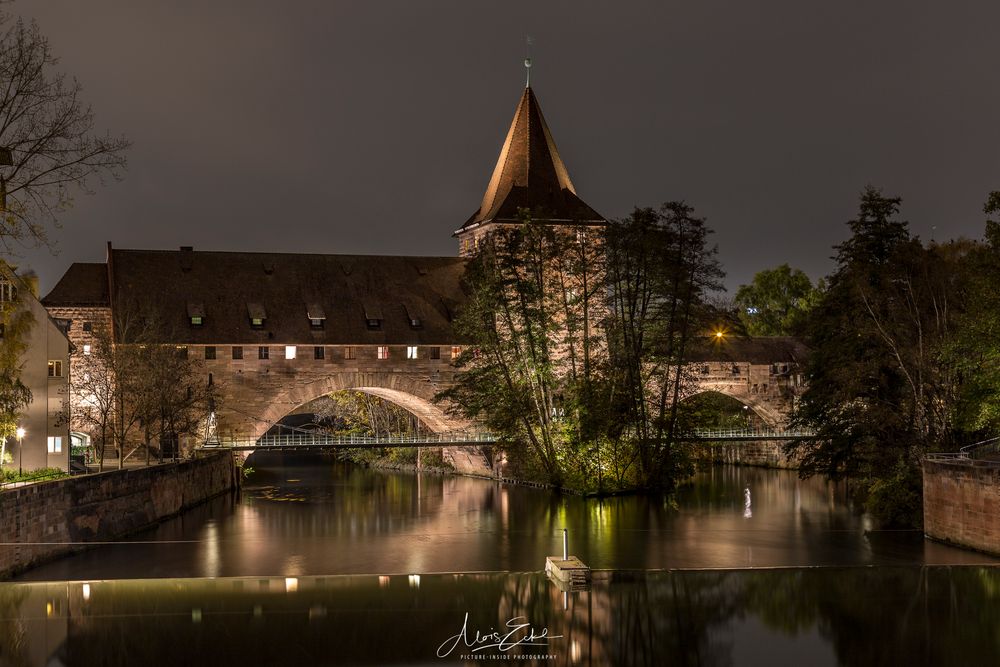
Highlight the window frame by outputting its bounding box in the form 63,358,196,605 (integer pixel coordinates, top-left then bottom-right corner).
258,346,270,360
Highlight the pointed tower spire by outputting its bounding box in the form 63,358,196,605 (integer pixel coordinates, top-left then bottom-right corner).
455,85,605,249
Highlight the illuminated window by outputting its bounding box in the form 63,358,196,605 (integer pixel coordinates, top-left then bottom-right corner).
258,346,269,360
47,360,62,377
451,346,461,360
285,346,296,360
344,346,355,360
247,302,266,329
430,346,440,360
377,346,389,360
232,346,243,360
47,436,62,453
205,346,216,360
406,346,418,360
190,316,203,326
83,344,91,355
314,346,324,360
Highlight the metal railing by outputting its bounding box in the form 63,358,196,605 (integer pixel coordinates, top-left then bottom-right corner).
926,436,1000,466
202,430,500,450
199,426,819,450
679,428,816,441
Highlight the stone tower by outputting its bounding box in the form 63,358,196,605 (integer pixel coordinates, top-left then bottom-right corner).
454,85,605,256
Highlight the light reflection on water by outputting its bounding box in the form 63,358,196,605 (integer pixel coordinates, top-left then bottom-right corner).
3,568,1000,666
14,459,997,582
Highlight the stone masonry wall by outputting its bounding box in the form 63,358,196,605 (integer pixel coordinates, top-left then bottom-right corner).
923,459,1000,556
692,441,801,469
0,452,236,578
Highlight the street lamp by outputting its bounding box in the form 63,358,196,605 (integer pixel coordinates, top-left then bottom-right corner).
16,426,25,475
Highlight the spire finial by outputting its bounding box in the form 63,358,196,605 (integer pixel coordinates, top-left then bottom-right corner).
524,36,533,88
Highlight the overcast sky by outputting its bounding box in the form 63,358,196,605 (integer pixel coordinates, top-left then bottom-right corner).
12,0,1000,294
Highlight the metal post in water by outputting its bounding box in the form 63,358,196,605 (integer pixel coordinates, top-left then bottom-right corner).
562,528,568,561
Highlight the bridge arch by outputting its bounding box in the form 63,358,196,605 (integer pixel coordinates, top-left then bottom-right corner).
679,387,785,429
227,371,470,440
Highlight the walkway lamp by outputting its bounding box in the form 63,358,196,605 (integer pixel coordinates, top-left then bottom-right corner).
16,426,25,475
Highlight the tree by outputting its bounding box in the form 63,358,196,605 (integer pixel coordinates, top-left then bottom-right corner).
442,202,724,492
734,264,823,336
603,203,724,489
0,263,32,468
944,191,1000,433
790,187,966,527
72,305,214,469
439,210,607,486
0,5,129,249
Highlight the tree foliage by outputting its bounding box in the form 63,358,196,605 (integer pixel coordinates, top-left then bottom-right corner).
734,264,823,336
72,305,214,470
0,263,31,468
0,5,129,248
441,203,723,492
790,187,969,527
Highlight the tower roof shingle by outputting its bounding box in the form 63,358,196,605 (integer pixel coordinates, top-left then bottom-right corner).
457,86,605,235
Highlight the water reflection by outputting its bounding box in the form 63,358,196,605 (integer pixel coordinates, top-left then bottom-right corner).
2,568,1000,665
15,459,996,582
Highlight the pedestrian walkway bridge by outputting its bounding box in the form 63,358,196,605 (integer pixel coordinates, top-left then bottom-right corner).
198,427,815,451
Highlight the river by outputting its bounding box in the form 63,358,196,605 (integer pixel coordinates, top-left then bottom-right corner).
3,456,999,665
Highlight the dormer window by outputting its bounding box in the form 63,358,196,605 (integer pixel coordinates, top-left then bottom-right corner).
247,302,266,329
187,302,205,327
363,302,383,331
307,303,326,330
404,302,423,329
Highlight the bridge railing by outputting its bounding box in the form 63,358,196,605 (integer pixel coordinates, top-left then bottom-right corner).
203,429,500,449
679,428,816,441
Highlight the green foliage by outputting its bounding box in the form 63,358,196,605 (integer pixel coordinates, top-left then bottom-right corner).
734,264,823,336
864,458,923,528
0,265,33,470
791,186,969,526
440,203,724,493
0,466,66,484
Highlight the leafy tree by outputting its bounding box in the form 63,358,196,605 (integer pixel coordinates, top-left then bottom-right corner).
440,214,604,484
0,263,31,469
946,191,1000,433
790,187,966,527
603,203,724,489
0,5,129,249
734,264,823,336
442,202,723,492
72,305,214,469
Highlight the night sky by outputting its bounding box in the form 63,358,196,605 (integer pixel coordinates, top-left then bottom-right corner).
14,1,1000,294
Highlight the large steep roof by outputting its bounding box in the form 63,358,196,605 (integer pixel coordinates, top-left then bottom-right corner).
47,248,469,345
42,263,110,306
457,86,605,234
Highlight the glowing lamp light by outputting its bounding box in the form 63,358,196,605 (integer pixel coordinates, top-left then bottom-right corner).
82,583,91,601
15,427,24,439
714,331,724,339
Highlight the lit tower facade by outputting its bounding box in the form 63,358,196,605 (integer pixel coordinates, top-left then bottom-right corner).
454,84,606,255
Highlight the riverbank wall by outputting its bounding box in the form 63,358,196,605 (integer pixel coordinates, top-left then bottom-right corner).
923,458,1000,556
692,441,801,469
0,452,237,578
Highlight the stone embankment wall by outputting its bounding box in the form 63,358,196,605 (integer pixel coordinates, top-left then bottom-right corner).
923,459,1000,555
0,452,236,578
692,441,801,469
